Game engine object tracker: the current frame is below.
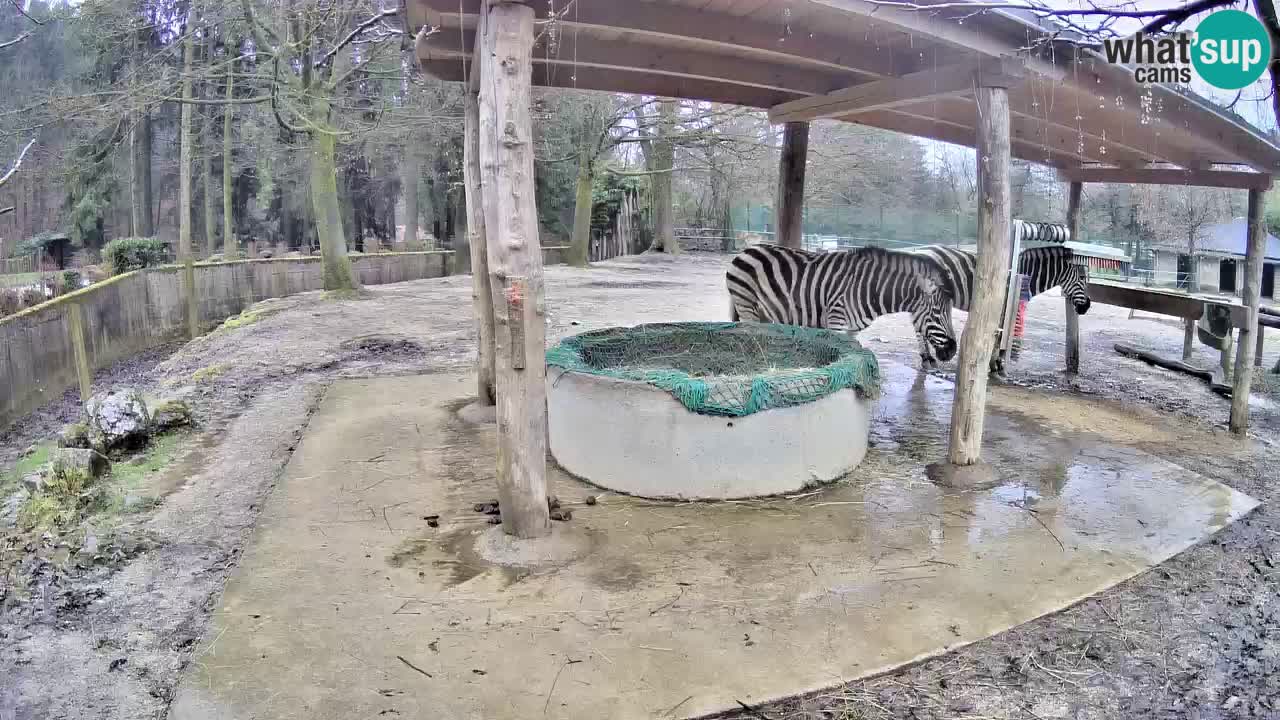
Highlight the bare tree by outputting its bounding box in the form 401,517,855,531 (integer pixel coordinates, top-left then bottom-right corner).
240,0,402,291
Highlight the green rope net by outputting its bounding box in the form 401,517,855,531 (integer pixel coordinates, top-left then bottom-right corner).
546,322,880,418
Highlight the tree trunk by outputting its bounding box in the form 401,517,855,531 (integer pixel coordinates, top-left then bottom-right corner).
1064,181,1082,373
651,99,677,254
1230,188,1267,433
478,1,551,538
178,13,198,339
464,91,495,403
222,54,236,258
948,84,1012,467
402,142,419,253
311,114,360,291
775,121,809,250
202,113,218,257
568,157,592,267
131,111,154,237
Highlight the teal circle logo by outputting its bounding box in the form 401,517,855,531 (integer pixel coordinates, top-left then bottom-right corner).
1192,10,1271,90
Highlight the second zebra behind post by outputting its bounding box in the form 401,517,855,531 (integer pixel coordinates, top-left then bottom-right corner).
910,220,1091,370
726,243,959,363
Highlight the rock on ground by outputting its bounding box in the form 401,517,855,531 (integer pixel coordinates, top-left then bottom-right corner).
48,447,111,480
149,399,192,432
85,388,150,452
57,423,90,449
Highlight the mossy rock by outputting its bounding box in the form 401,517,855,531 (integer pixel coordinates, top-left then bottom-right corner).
58,422,91,449
151,399,193,432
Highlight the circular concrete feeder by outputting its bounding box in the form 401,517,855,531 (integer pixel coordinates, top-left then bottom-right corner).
545,322,879,500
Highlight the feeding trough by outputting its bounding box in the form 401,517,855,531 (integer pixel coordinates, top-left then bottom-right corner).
545,322,880,500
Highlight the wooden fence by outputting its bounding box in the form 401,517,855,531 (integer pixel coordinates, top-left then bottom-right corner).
0,253,38,275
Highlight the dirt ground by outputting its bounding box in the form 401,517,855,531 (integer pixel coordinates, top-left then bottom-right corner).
1,251,1278,720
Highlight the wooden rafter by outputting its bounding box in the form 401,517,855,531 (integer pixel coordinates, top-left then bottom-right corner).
1057,167,1273,190
769,63,982,124
414,0,929,79
421,25,857,98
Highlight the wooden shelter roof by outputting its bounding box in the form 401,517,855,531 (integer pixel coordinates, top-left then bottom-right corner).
408,0,1280,184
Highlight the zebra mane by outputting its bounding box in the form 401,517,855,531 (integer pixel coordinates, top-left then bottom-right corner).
1022,245,1076,260
857,244,956,299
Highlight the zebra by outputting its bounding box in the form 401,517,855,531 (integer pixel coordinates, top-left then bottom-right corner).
909,243,1091,368
726,243,959,363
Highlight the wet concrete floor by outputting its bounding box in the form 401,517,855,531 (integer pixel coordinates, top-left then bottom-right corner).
169,364,1258,720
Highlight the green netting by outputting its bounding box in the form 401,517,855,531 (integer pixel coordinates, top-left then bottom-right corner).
546,322,880,417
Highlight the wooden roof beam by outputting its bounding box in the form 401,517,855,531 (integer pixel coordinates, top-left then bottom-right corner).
809,0,1064,81
770,64,974,124
1002,91,1211,170
850,109,1083,169
770,58,1023,124
420,25,857,99
1071,58,1280,171
411,0,930,79
1057,167,1274,190
418,57,803,109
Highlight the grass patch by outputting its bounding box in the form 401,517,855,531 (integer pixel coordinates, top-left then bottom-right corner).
1,442,53,497
8,443,53,479
108,430,187,491
0,272,44,288
17,460,93,531
191,363,230,382
14,430,191,532
217,306,281,332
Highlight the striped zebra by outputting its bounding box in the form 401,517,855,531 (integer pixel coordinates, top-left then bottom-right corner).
910,241,1091,368
726,243,959,363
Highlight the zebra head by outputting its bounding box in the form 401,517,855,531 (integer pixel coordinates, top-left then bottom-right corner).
1021,246,1091,315
910,262,958,363
1061,260,1091,315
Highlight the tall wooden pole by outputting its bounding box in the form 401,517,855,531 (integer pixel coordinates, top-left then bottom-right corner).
1229,186,1268,434
775,121,809,249
464,88,496,405
1064,181,1082,373
948,79,1014,466
178,8,199,340
477,0,551,538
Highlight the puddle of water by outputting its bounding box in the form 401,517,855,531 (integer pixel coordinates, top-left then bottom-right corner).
389,526,530,589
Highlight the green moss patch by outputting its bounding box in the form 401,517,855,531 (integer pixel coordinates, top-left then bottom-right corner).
191,363,230,383
217,306,282,332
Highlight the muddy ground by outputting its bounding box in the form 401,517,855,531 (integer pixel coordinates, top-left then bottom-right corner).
1,251,1278,720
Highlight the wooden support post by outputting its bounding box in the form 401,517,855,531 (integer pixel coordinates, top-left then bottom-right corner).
477,0,551,538
464,88,496,406
1183,316,1195,361
1229,188,1267,433
1256,326,1265,367
947,83,1013,467
775,121,809,250
66,302,92,403
1220,330,1234,380
1064,181,1082,374
183,259,198,340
